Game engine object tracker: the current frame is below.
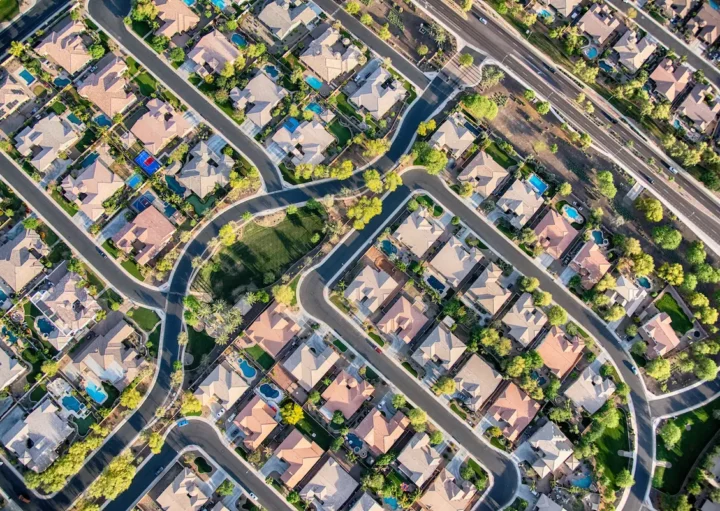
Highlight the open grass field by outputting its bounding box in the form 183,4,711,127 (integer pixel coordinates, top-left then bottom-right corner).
655,293,693,334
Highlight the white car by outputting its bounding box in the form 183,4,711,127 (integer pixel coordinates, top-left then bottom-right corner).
249,492,258,501
476,15,488,24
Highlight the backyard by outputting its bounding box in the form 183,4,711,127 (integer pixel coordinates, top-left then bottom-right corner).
295,415,332,450
655,294,693,335
244,344,274,370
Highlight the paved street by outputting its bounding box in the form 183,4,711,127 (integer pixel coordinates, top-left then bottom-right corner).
0,0,72,56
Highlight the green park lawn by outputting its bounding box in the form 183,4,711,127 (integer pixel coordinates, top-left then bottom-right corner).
595,411,629,490
655,293,693,334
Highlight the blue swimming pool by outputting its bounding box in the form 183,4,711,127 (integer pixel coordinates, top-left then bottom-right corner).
94,114,112,127
305,75,323,90
380,239,397,256
0,289,7,303
134,150,162,175
572,475,592,489
182,0,195,5
54,77,71,87
427,275,446,293
599,60,613,73
584,46,599,59
67,113,83,125
347,432,363,451
562,204,584,224
305,102,323,115
211,0,226,8
86,382,109,404
259,383,280,400
37,318,55,335
238,358,257,379
383,497,399,510
673,119,682,130
637,276,652,289
231,33,247,48
591,229,606,245
1,326,17,344
528,173,548,195
165,175,186,196
161,201,177,218
126,173,144,189
18,69,35,85
62,395,84,413
538,8,552,17
264,65,279,78
284,117,300,133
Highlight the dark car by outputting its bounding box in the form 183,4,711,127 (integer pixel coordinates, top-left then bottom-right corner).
18,494,31,504
640,172,655,184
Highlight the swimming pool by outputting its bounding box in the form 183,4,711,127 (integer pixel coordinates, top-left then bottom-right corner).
673,119,682,130
427,275,446,293
264,65,279,78
562,204,584,224
383,497,399,510
572,474,592,489
18,69,35,85
283,117,300,133
67,113,83,125
1,326,17,344
584,46,599,59
85,382,109,404
0,289,7,304
346,432,363,451
598,60,613,73
238,358,257,379
637,276,652,289
165,175,186,196
528,173,548,195
37,318,56,335
259,383,280,400
231,33,247,48
305,102,323,115
305,75,323,90
54,77,71,87
126,174,144,189
94,114,112,127
538,8,553,17
62,395,84,414
211,0,226,8
182,0,195,5
591,229,606,245
380,239,397,256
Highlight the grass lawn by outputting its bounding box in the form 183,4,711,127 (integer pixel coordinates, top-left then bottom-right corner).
130,20,152,38
295,416,332,450
450,402,467,419
655,293,693,334
134,72,158,96
121,259,145,281
129,307,160,332
334,93,362,121
244,344,274,370
327,119,351,146
50,101,67,115
368,332,384,347
101,382,120,407
484,141,516,169
83,266,106,294
102,239,120,258
74,129,98,154
72,414,97,436
187,329,215,370
30,384,47,403
194,456,212,473
654,398,720,493
50,188,78,216
147,325,160,357
126,57,142,75
595,412,629,490
0,0,18,21
194,206,325,302
402,361,418,377
333,339,347,352
279,163,309,185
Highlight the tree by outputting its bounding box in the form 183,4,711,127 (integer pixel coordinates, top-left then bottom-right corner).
547,305,567,326
89,44,105,60
332,410,346,425
41,360,59,377
363,138,390,157
347,196,383,229
462,0,473,11
345,0,361,14
687,240,706,265
378,23,391,40
361,13,373,25
696,263,720,284
272,284,294,306
595,273,616,293
632,252,655,277
604,304,625,322
596,171,617,199
549,406,572,422
88,452,136,500
459,53,474,67
408,408,427,432
217,479,235,497
573,60,599,83
392,394,406,409
120,387,142,409
532,290,552,307
652,226,682,250
180,392,202,416
280,402,304,425
659,421,682,448
657,263,685,286
384,171,403,192
9,41,26,58
363,169,384,193
631,341,647,357
462,94,499,120
646,357,671,381
505,356,526,377
519,276,540,292
146,431,164,454
524,89,536,101
536,101,551,115
417,119,436,136
558,182,572,196
616,469,634,488
219,224,236,246
432,376,456,395
694,356,718,380
429,430,443,445
636,197,663,222
413,142,448,174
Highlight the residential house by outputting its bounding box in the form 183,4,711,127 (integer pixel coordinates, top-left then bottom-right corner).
300,27,362,83
419,469,475,511
569,241,611,290
35,19,92,75
321,370,373,420
605,275,645,314
654,0,691,19
14,112,82,172
61,159,124,222
258,0,317,40
464,262,512,316
428,237,482,289
536,326,584,379
533,210,578,261
187,31,240,77
300,457,359,511
677,83,720,132
131,99,193,156
453,354,502,412
687,3,720,46
354,409,408,455
536,495,565,511
350,494,383,511
77,57,137,118
232,395,279,451
274,429,324,488
155,0,200,38
344,265,399,315
283,343,339,391
349,66,406,119
156,468,212,511
650,58,691,102
613,30,657,74
528,421,574,478
458,150,509,198
576,4,621,45
564,366,616,414
230,72,288,130
502,293,548,347
245,302,301,358
487,382,541,441
270,119,335,166
112,206,175,265
429,113,475,158
548,0,582,17
397,432,442,486
0,347,24,390
393,208,444,259
640,312,681,359
411,322,466,372
0,74,30,120
497,180,544,229
377,296,429,344
177,141,233,199
0,227,48,292
0,399,73,472
194,362,249,414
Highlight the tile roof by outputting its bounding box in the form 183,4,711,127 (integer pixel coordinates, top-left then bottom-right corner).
464,262,512,316
397,432,442,486
270,119,335,166
77,57,137,117
536,326,584,379
0,74,30,120
194,362,249,409
354,409,408,455
487,382,540,441
548,0,581,17
300,457,359,511
300,27,363,83
275,429,324,488
497,180,544,229
35,19,92,75
688,3,720,45
564,366,615,414
112,206,175,265
678,83,720,132
0,346,24,390
231,72,288,129
0,227,48,292
14,113,81,172
458,150,508,197
349,66,406,119
32,270,101,338
232,395,279,451
570,241,611,290
393,208,444,259
502,293,548,347
349,493,383,511
188,31,241,74
377,296,429,344
344,265,398,314
614,30,657,73
576,4,621,44
178,140,234,199
157,468,212,511
61,159,124,221
529,421,574,477
605,275,644,308
533,210,578,260
429,113,475,157
258,0,317,40
419,468,475,511
641,312,681,359
411,323,466,371
245,302,301,358
283,344,339,391
131,99,193,156
429,237,482,288
156,0,200,37
650,58,691,102
321,370,374,419
453,354,502,412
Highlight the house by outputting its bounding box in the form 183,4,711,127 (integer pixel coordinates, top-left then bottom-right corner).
536,495,565,511
300,457,359,511
68,319,146,392
270,119,335,166
77,57,137,117
564,366,615,414
349,66,406,119
497,180,544,229
0,399,73,472
232,395,278,451
576,4,621,45
258,0,317,40
536,327,584,379
377,296,429,344
283,343,339,391
61,159,124,222
640,312,681,359
605,275,645,312
487,382,540,441
321,370,373,420
194,362,249,414
428,237,482,289
187,31,240,76
393,208,444,259
0,227,48,292
570,241,611,290
677,83,720,132
533,210,578,260
155,0,200,38
453,354,502,412
458,150,508,198
245,302,301,358
130,99,193,156
274,429,324,488
300,27,362,83
112,206,175,265
654,0,691,20
419,469,475,511
529,421,574,478
14,112,82,172
411,322,466,372
230,72,288,130
156,468,212,511
464,262,512,316
502,293,548,347
429,113,475,157
548,0,581,17
354,409,408,455
0,347,24,390
397,432,442,486
650,58,691,102
687,3,720,46
613,31,657,74
0,74,30,120
177,141,233,199
35,19,92,75
344,265,399,315
350,494,383,511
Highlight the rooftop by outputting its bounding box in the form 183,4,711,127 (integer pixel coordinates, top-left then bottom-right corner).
640,312,681,359
231,72,289,129
487,382,541,442
428,237,482,289
529,421,574,478
232,395,279,451
300,457,359,511
497,180,544,229
502,293,548,347
194,362,249,410
0,74,30,121
321,370,374,419
275,429,324,488
344,265,399,314
548,0,581,17
397,432,442,486
349,493,383,511
354,409,408,455
419,468,475,511
678,83,720,132
614,30,657,73
245,302,301,358
570,241,611,290
156,468,212,511
131,99,193,156
283,343,339,391
577,4,621,44
458,150,509,198
300,27,363,83
377,296,429,344
77,57,137,117
32,270,101,339
187,31,240,74
393,208,444,259
430,113,475,157
0,347,24,390
155,0,200,38
258,0,317,40
536,326,584,379
650,58,691,102
533,210,578,260
411,322,466,372
112,206,175,265
0,227,48,292
14,112,81,172
35,19,91,75
564,366,616,414
61,159,124,222
270,119,335,166
453,354,502,412
178,140,234,199
464,262,512,316
349,65,406,119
